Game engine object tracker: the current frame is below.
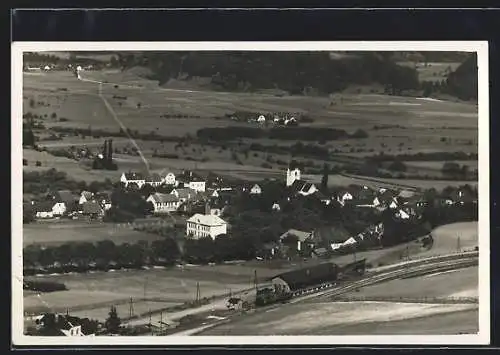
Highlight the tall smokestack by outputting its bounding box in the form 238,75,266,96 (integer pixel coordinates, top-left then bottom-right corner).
108,139,113,163
103,140,108,160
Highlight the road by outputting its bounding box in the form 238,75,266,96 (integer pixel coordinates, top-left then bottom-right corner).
168,252,478,335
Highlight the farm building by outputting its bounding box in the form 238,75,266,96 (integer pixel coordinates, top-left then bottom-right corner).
279,229,314,252
120,172,146,189
312,225,352,251
81,201,104,219
147,193,180,214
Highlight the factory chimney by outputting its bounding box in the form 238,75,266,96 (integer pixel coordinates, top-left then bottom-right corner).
103,140,108,160
108,139,113,163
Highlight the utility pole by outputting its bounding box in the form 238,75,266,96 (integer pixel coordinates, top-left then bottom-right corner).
195,282,201,304
159,311,163,333
254,269,258,293
129,297,134,318
457,235,461,253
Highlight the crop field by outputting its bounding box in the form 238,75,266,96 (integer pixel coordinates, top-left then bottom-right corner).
22,222,166,247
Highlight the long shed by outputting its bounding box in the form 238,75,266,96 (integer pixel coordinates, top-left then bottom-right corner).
271,262,339,292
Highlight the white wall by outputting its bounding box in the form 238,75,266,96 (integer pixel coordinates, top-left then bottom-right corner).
189,181,206,193
186,221,227,240
164,173,176,185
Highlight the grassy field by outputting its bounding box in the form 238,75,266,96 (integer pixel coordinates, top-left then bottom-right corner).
22,222,166,247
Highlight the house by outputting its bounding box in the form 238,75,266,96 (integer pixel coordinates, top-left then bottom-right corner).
163,172,176,185
171,188,197,203
81,201,104,218
338,191,354,204
94,192,112,210
145,173,163,187
147,193,180,214
121,172,146,188
395,209,411,220
34,202,55,219
52,202,67,216
36,314,86,337
186,213,228,240
389,198,399,210
250,184,262,195
279,229,314,252
79,191,94,205
373,189,396,208
272,202,281,211
204,188,219,199
257,114,266,123
52,190,78,212
450,188,475,205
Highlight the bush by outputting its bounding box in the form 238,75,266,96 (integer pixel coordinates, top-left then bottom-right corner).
22,159,28,166
35,161,42,167
350,129,369,139
51,112,57,119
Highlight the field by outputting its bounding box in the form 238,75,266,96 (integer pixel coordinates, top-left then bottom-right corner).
22,69,478,188
22,222,166,247
23,262,279,321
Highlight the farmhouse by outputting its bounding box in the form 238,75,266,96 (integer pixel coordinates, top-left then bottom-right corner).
120,172,146,188
313,225,352,251
186,213,228,240
52,202,67,216
147,193,180,214
35,314,87,337
52,190,78,212
94,192,112,210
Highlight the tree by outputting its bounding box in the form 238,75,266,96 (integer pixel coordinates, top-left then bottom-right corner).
388,159,407,172
104,306,121,333
321,163,330,191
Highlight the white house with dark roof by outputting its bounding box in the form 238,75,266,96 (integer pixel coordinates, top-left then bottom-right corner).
120,172,146,188
250,184,262,195
186,213,228,240
147,193,180,214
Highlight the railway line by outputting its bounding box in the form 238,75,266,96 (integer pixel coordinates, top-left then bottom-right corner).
176,252,478,335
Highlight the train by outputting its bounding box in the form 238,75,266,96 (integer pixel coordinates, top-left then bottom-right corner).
255,259,366,307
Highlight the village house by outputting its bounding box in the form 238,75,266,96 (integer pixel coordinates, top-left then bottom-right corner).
188,180,206,193
147,193,180,214
33,201,55,219
34,314,88,337
94,192,112,210
163,172,176,185
79,191,94,205
52,190,78,213
120,172,146,188
292,180,318,197
272,202,281,211
249,184,262,195
312,225,353,251
52,202,67,216
171,188,197,204
145,173,164,188
186,209,228,240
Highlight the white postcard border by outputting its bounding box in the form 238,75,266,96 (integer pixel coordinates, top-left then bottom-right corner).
12,41,490,346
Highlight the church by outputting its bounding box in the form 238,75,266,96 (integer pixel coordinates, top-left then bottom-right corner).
285,164,318,196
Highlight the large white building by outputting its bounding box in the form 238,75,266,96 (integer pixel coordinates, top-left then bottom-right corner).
188,180,206,193
186,213,227,240
120,172,146,188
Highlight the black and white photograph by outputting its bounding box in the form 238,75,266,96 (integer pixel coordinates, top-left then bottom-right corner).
12,42,489,345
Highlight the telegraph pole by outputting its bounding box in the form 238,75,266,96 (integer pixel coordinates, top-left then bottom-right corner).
254,269,258,293
129,297,134,318
195,282,201,304
457,235,461,253
159,311,163,333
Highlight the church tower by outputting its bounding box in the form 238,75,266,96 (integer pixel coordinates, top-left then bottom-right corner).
286,167,301,187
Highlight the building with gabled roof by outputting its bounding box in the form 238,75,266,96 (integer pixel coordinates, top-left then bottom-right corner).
147,193,180,214
186,213,227,240
120,172,146,188
145,173,164,187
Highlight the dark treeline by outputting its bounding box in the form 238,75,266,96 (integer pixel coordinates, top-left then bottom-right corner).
118,51,420,95
49,126,182,143
117,51,476,100
197,126,359,142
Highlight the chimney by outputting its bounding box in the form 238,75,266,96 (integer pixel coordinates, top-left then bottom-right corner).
103,140,108,160
108,139,113,162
